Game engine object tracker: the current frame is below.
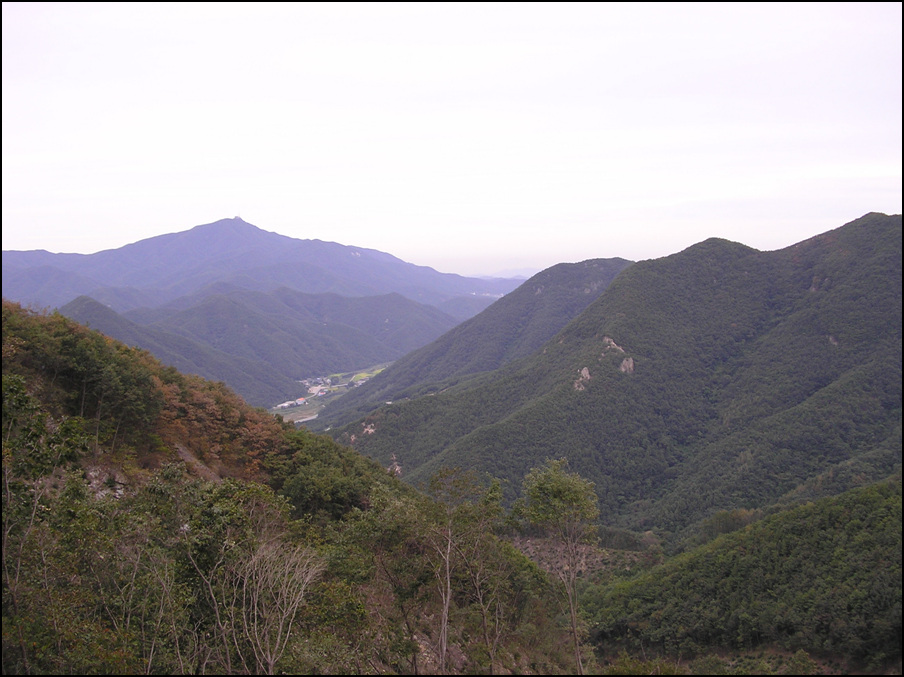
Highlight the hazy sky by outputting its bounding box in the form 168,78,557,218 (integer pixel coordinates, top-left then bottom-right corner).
3,3,901,276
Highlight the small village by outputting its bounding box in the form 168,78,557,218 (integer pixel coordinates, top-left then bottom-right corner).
270,364,388,424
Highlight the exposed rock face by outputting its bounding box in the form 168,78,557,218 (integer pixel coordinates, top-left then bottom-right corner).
349,421,377,444
387,453,402,477
600,336,634,374
574,367,591,390
602,336,626,354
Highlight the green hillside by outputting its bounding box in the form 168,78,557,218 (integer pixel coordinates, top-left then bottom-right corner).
313,257,633,429
585,479,902,668
330,213,903,545
1,300,574,675
3,294,900,674
56,295,305,406
60,287,460,407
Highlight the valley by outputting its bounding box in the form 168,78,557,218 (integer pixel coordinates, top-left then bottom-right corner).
5,217,524,408
1,213,900,675
269,362,391,424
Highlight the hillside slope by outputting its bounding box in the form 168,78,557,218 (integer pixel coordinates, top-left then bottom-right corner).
3,298,898,674
331,213,903,545
59,287,460,407
313,257,633,428
586,479,902,664
0,300,574,675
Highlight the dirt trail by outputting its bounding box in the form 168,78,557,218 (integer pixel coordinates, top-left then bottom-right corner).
174,443,222,483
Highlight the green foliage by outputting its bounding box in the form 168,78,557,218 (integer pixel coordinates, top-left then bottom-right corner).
271,427,397,523
521,458,600,534
601,651,689,674
313,257,632,429
2,296,578,675
2,452,326,674
3,301,165,451
3,374,90,478
584,480,902,664
326,213,902,550
786,649,819,675
520,459,600,675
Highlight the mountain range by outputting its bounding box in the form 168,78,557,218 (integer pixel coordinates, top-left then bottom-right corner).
2,217,527,406
7,294,897,673
2,217,520,315
323,212,902,547
2,211,900,673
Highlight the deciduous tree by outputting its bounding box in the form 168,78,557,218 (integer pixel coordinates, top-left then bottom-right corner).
521,458,599,675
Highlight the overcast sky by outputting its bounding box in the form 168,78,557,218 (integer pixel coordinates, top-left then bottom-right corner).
3,2,901,276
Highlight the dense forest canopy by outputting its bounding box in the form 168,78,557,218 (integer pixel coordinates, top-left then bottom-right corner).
4,297,900,674
313,257,633,428
329,213,903,547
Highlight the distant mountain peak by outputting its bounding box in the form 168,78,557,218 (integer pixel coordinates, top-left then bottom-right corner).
192,216,264,232
2,216,524,317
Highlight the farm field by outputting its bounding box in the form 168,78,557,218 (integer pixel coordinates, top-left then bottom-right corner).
270,363,391,424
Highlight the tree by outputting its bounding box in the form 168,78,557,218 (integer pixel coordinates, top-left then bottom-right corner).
454,489,523,674
235,540,325,675
521,458,599,675
2,375,90,674
344,485,433,674
424,467,502,673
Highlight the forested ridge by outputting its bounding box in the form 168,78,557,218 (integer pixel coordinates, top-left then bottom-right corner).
330,213,902,547
313,257,633,428
3,298,900,674
585,479,901,668
59,287,460,408
3,211,901,675
2,300,577,674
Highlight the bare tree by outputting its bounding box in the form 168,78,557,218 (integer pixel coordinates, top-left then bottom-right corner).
425,468,507,674
235,541,325,675
455,528,516,674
